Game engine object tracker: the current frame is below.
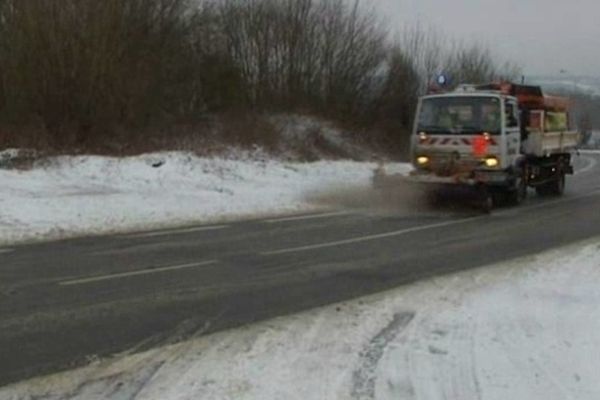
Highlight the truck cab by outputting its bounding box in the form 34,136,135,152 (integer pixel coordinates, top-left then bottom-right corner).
408,83,579,210
411,90,523,185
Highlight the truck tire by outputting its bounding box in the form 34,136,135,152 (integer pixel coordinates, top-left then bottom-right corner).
536,172,565,197
477,186,494,213
506,172,527,206
553,172,566,195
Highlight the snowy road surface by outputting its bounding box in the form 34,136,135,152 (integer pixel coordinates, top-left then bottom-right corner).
3,238,600,400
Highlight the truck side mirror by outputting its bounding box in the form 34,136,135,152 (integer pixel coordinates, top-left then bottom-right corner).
520,110,530,141
505,102,519,128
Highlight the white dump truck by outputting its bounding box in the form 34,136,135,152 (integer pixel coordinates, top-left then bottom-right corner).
388,82,580,211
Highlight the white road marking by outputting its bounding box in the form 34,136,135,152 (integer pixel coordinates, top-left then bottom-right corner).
263,211,350,224
0,248,14,255
495,188,600,217
264,184,600,256
59,260,218,286
575,156,597,176
262,216,484,256
121,225,228,239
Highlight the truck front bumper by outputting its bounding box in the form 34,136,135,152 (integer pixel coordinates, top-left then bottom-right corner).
407,170,511,187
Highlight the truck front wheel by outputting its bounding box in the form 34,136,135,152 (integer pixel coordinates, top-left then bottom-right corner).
506,172,527,206
478,187,494,213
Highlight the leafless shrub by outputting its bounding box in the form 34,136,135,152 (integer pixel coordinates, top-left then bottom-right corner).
0,0,196,149
445,42,520,84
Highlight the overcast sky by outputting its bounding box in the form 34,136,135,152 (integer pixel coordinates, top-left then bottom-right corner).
373,0,600,77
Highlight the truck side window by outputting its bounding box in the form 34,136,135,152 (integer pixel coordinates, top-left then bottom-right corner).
505,102,519,128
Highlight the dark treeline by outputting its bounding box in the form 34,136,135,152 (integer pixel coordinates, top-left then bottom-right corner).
0,0,519,154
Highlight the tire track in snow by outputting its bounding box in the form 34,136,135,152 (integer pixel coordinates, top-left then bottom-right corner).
351,312,415,400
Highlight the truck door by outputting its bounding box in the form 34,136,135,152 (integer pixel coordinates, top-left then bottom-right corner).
504,99,520,166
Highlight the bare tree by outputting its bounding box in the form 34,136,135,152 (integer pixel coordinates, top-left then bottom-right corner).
399,23,447,93
214,0,386,116
0,0,522,153
400,23,521,92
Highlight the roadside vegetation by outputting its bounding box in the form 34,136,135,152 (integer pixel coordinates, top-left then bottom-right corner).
0,0,519,158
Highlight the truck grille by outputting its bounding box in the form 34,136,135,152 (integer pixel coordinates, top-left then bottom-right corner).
428,153,481,176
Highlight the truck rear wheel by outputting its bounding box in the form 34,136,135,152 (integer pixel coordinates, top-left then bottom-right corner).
536,172,565,197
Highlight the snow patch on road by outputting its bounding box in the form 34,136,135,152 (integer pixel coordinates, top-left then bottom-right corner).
0,152,410,245
3,238,600,399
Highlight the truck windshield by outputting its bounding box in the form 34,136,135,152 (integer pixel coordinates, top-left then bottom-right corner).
417,96,501,134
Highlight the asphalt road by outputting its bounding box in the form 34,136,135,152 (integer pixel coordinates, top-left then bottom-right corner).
1,152,600,387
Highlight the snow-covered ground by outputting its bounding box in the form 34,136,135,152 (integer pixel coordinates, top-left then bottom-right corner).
3,238,599,400
0,151,409,245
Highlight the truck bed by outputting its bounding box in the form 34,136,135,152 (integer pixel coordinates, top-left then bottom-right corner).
523,130,580,157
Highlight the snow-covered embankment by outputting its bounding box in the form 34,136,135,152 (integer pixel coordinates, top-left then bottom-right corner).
0,152,409,245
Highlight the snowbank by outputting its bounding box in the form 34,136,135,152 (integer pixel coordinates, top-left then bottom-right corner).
4,238,600,399
0,152,410,245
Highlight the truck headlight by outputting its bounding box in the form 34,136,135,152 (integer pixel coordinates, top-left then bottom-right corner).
484,157,499,168
416,156,430,166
